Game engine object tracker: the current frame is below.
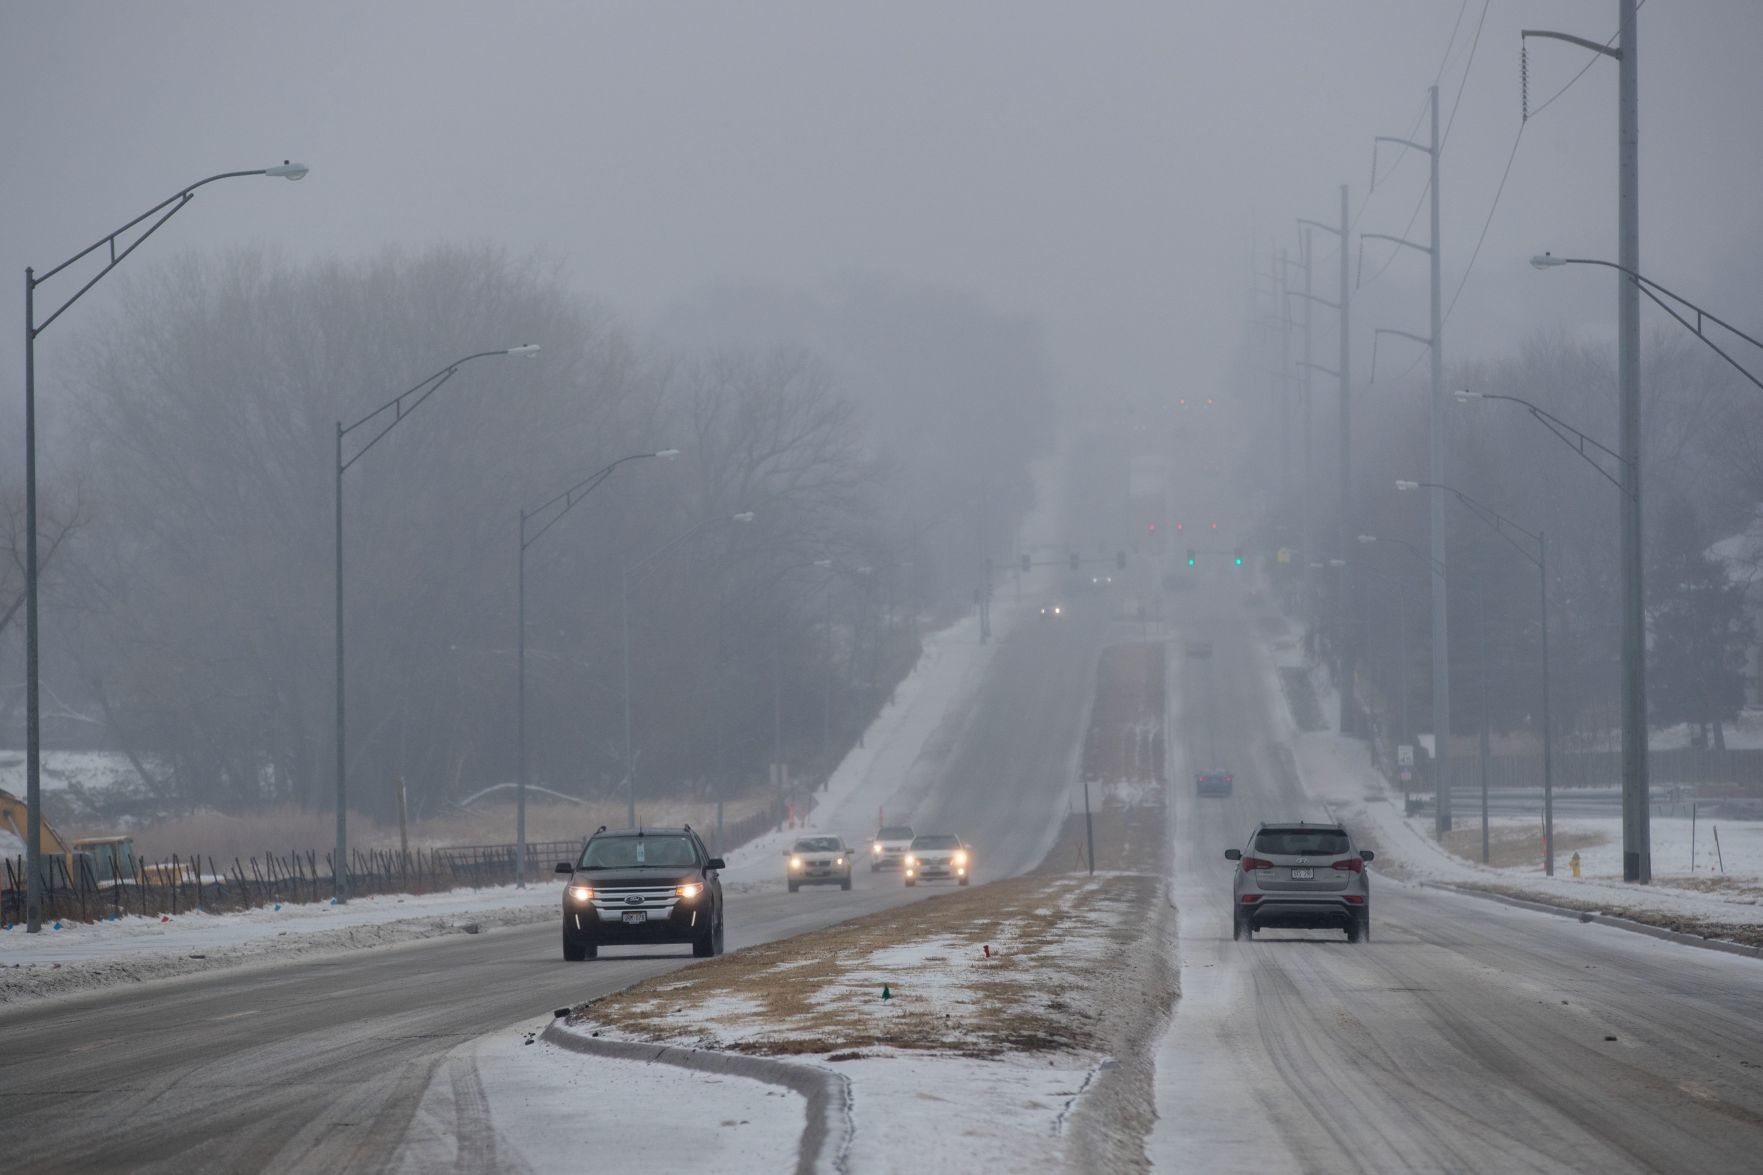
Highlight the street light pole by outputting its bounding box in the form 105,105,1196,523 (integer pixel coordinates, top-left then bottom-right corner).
516,450,679,885
1394,482,1555,875
334,344,540,902
21,161,308,933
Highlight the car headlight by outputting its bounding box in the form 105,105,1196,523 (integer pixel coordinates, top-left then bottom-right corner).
567,885,594,902
953,851,968,866
676,882,703,899
790,856,804,870
905,855,918,868
836,857,845,866
872,844,882,855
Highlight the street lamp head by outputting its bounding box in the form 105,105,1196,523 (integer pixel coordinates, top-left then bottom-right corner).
1357,534,1377,544
653,448,682,460
1395,480,1420,492
265,160,309,181
504,344,542,358
731,511,756,523
1453,389,1483,403
1530,252,1566,270
812,559,834,568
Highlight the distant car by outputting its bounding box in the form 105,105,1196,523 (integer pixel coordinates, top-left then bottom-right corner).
556,826,725,961
786,835,853,892
903,834,971,886
1185,638,1213,658
871,825,915,872
1226,821,1373,943
1039,602,1066,618
1196,770,1234,797
1089,574,1114,587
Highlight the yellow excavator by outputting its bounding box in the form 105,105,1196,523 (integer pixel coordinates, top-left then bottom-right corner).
0,787,184,893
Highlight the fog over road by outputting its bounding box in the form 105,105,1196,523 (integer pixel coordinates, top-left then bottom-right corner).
1152,580,1763,1174
0,604,1107,1173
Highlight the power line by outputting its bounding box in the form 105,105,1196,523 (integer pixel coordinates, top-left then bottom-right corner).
1524,0,1646,122
1440,0,1492,150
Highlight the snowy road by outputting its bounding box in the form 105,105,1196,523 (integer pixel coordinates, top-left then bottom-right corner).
1152,584,1763,1174
0,605,1107,1173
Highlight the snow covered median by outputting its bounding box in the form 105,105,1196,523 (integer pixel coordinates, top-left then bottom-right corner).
554,872,1174,1172
0,881,561,1003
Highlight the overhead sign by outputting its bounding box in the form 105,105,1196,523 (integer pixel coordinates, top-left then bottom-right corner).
1397,744,1414,767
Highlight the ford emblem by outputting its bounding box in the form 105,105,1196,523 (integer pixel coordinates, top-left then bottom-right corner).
623,895,644,906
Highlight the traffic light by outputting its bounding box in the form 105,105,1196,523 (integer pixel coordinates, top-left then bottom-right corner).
1233,547,1244,567
1175,521,1184,532
1116,551,1127,570
1186,548,1197,567
1069,553,1080,572
1020,554,1031,574
1147,522,1157,533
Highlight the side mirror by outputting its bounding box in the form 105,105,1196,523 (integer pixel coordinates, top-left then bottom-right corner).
554,862,574,874
1224,849,1242,861
706,857,726,871
1360,850,1376,862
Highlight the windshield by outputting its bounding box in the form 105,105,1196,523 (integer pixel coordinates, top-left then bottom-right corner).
795,837,841,852
577,835,699,870
911,834,960,850
876,826,914,840
1254,829,1349,857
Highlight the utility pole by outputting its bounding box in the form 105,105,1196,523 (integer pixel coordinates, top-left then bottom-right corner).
1523,0,1646,881
1278,246,1292,512
1428,83,1450,835
1369,87,1448,832
1616,0,1648,883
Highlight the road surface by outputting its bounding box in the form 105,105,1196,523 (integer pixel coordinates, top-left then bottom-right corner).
0,605,1106,1173
1152,579,1763,1174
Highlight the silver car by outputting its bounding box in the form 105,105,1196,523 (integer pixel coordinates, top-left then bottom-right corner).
1225,822,1373,942
786,835,853,892
870,825,915,872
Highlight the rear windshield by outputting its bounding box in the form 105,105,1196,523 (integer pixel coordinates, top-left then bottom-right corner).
578,835,699,869
1254,829,1349,857
795,837,841,852
911,835,960,850
877,826,914,840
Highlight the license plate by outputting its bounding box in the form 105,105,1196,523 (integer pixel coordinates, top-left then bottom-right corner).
1290,868,1314,880
621,911,647,925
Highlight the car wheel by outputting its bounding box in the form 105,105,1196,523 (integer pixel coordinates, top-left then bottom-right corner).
958,876,969,886
1352,911,1371,943
563,933,586,962
870,863,879,873
713,916,726,956
904,877,916,887
788,881,799,893
1231,912,1250,941
841,876,852,891
692,923,716,957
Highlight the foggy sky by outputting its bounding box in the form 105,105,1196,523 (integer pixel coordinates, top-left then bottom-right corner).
4,1,1762,425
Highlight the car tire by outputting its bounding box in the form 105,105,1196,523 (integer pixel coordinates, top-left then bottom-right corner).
841,876,852,891
1351,911,1371,943
870,863,879,873
692,923,716,957
713,916,726,957
1231,912,1250,941
958,876,969,886
904,877,916,888
563,933,586,962
787,881,799,893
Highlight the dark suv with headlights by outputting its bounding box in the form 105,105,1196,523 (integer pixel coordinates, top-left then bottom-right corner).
555,826,725,960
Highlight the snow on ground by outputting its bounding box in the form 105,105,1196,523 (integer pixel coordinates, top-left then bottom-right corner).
394,1017,804,1174
0,881,561,1001
0,749,155,795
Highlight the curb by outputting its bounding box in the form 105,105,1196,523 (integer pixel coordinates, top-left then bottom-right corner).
1418,880,1763,961
540,1023,850,1174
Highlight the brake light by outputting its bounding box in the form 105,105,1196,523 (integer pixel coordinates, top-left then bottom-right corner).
1240,857,1274,872
1240,894,1262,903
1344,895,1365,904
1332,858,1364,874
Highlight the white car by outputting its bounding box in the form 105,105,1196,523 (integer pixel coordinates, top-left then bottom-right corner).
904,834,971,887
870,825,914,872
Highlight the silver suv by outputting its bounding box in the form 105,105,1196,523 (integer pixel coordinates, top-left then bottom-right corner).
1225,822,1373,942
